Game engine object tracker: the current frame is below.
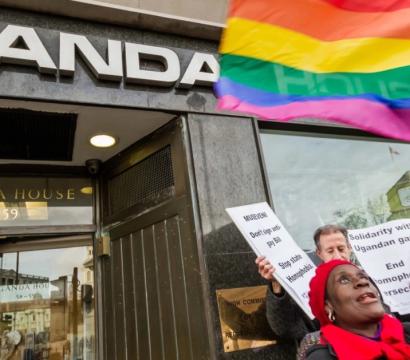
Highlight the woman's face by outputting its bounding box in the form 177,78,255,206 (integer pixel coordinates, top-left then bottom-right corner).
326,264,385,327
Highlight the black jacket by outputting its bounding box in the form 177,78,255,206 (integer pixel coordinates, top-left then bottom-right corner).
265,284,319,342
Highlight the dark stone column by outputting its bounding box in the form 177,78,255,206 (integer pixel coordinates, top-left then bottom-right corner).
186,114,296,359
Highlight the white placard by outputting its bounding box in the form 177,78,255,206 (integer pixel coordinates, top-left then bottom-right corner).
226,202,315,319
348,219,410,315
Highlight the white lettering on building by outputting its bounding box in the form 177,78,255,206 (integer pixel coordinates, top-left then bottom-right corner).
0,24,57,74
59,32,123,81
179,52,219,88
0,24,219,88
125,43,180,86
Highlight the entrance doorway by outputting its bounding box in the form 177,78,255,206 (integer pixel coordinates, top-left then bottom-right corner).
0,99,211,359
99,118,211,359
0,235,95,360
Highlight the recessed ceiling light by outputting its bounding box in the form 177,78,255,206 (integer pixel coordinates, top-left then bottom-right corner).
89,134,117,148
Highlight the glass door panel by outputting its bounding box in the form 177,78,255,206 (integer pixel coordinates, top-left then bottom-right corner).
0,246,95,360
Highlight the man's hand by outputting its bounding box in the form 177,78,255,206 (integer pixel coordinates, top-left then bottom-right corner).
255,256,283,295
256,256,274,280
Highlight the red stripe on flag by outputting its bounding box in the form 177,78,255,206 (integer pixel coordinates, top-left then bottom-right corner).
324,0,410,12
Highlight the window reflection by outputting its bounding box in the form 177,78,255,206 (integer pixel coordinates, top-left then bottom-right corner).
260,130,410,251
0,246,94,359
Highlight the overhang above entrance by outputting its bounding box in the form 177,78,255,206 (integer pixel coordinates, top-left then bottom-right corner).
0,99,175,166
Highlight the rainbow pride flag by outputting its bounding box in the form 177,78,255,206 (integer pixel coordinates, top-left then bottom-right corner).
216,0,410,141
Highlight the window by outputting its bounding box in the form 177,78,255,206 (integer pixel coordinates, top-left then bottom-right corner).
0,177,94,227
260,129,410,251
0,245,95,360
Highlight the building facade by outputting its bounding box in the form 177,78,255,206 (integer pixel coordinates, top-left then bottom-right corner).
0,2,409,359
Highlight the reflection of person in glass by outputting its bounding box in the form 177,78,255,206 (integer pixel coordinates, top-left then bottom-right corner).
305,260,410,359
0,330,21,359
256,224,352,342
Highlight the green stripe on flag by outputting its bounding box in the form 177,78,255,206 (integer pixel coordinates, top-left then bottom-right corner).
221,54,410,99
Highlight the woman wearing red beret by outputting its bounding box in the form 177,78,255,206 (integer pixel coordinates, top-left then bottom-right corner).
305,260,410,359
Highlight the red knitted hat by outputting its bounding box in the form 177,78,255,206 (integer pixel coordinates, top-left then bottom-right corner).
308,259,356,326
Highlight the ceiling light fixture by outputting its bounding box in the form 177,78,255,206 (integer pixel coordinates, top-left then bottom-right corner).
89,134,117,148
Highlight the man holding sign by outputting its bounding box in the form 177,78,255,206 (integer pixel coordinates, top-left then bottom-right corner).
257,224,352,342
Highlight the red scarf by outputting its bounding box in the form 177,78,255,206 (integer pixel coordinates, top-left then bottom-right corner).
321,315,410,360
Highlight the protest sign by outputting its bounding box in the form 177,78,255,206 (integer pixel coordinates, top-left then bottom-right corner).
226,202,315,319
348,219,410,315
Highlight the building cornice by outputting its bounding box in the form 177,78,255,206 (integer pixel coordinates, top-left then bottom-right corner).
0,0,225,41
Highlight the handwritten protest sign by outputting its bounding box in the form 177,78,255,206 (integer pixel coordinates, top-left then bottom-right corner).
349,219,410,315
226,202,315,319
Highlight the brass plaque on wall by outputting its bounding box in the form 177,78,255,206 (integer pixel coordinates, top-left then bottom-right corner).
216,285,276,352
